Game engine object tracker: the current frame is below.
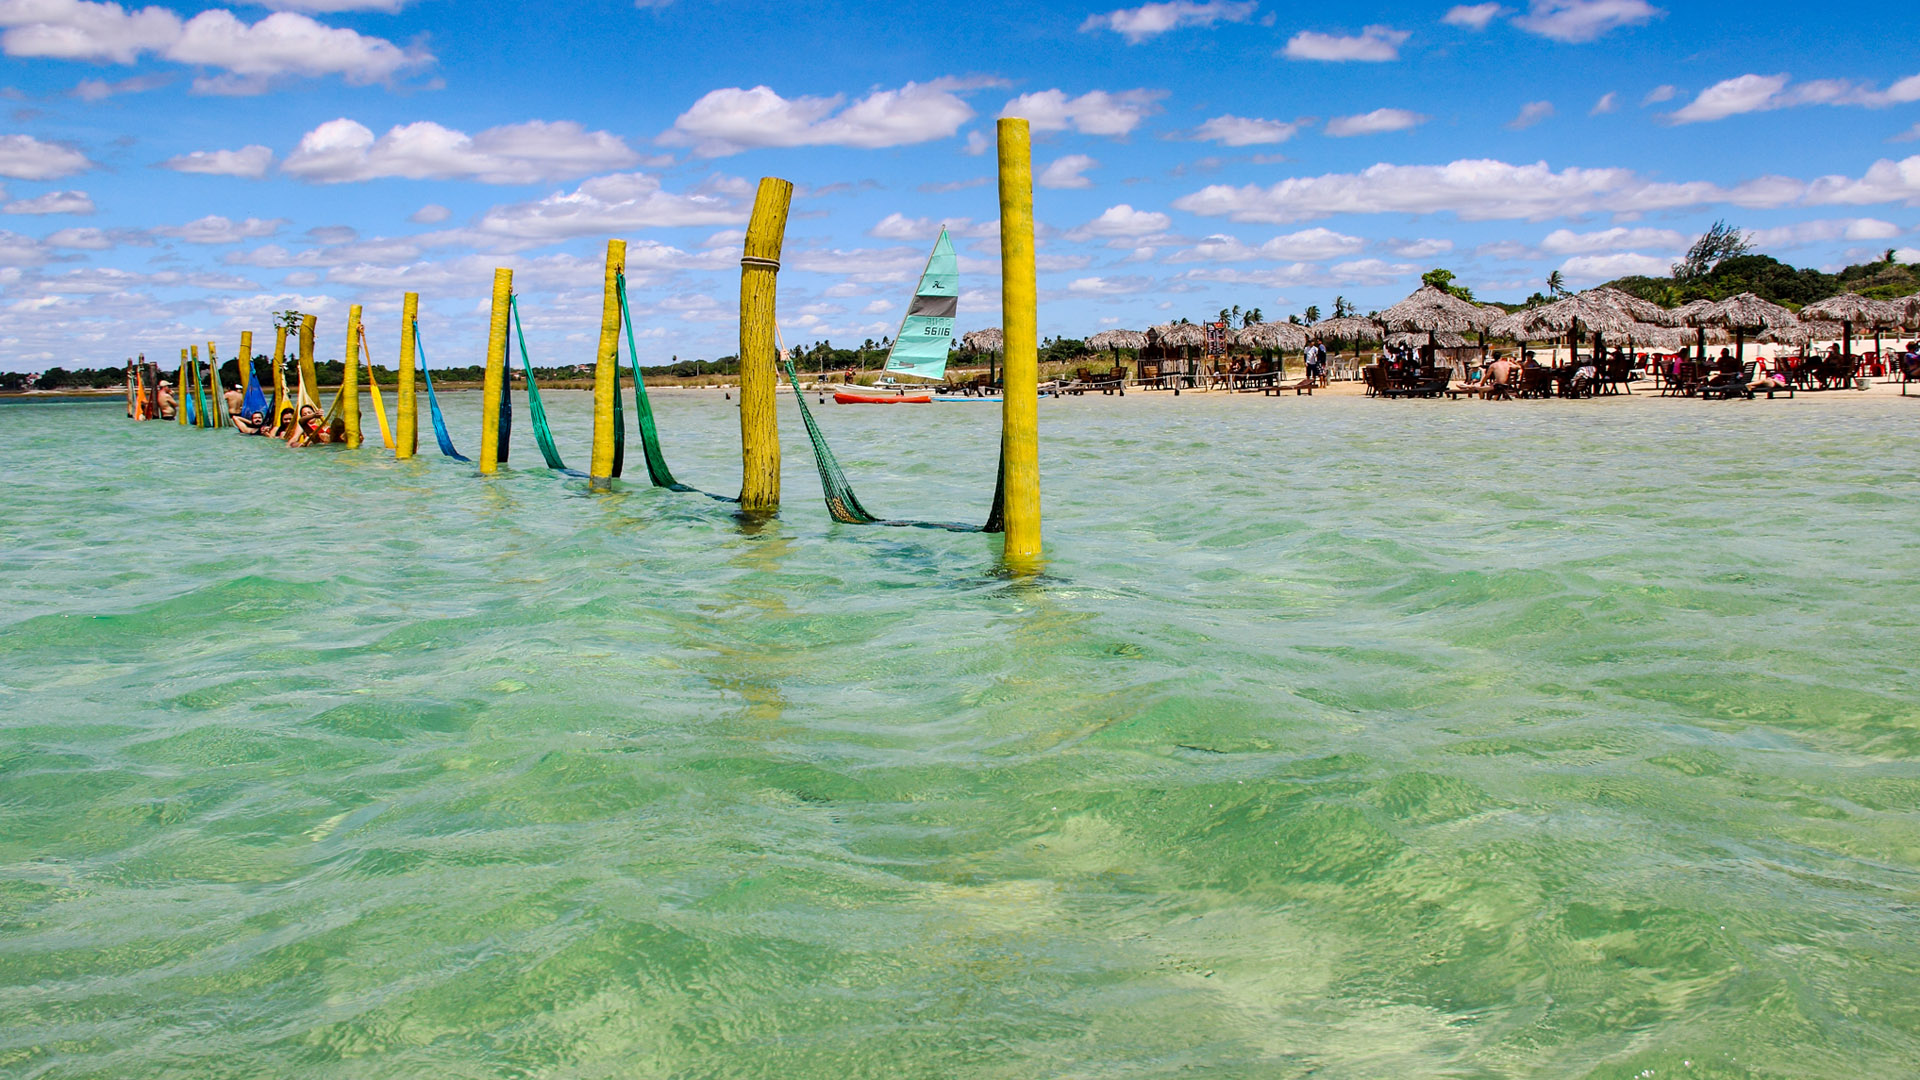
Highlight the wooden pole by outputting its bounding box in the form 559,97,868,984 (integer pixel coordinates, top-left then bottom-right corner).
204,341,224,427
479,268,512,474
270,323,289,422
591,239,626,488
737,177,793,512
396,292,419,459
341,304,363,447
177,349,188,426
238,330,253,414
297,314,319,410
997,117,1042,564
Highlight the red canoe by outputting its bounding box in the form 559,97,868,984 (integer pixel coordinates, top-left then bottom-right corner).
833,391,931,404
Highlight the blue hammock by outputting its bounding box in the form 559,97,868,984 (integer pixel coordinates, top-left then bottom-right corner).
413,320,471,463
238,364,268,421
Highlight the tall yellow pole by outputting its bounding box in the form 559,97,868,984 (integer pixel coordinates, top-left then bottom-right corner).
590,239,626,488
479,268,513,474
298,314,319,409
270,323,289,421
396,291,418,459
178,348,189,426
238,330,253,410
997,118,1043,564
189,345,205,428
738,177,793,512
341,304,363,448
205,341,223,428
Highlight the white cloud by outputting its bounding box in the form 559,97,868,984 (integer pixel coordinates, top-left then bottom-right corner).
71,72,169,100
1325,108,1427,137
868,212,978,240
1080,0,1257,43
1068,203,1172,240
152,215,286,243
1559,252,1670,280
0,228,53,265
1390,238,1453,258
662,81,974,157
256,0,411,11
465,172,746,245
1442,4,1506,29
46,225,144,249
158,144,273,178
1167,227,1366,263
1803,156,1920,206
963,130,992,156
1666,71,1920,125
1172,158,1760,223
1746,218,1903,248
409,203,450,224
1540,226,1686,254
1191,115,1301,146
282,118,639,183
1508,100,1554,129
1590,91,1617,115
1642,84,1676,105
0,3,430,90
4,189,92,214
1511,0,1662,43
1893,123,1920,143
1000,88,1164,136
1282,25,1410,62
1067,275,1154,295
0,134,90,180
1038,153,1098,189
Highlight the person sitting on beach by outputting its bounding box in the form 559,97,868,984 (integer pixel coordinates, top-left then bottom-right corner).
156,381,177,420
1486,354,1518,392
1568,358,1599,397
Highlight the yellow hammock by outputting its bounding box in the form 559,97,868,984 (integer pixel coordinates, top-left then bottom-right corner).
358,324,394,449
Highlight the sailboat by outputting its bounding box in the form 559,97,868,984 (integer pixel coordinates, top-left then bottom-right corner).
834,227,956,404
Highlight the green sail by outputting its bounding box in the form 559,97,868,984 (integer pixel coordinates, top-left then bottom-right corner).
883,227,957,381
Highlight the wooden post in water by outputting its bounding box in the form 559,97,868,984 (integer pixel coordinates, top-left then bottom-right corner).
737,177,792,513
189,345,205,428
178,348,189,426
341,305,363,448
997,118,1043,565
238,331,253,409
204,342,224,428
270,323,289,422
479,268,513,474
298,314,319,409
396,292,419,459
591,239,626,488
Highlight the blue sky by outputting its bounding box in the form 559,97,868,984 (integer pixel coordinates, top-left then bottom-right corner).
1,0,1917,371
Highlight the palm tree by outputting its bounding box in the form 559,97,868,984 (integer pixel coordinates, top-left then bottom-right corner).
1243,307,1263,326
1333,295,1352,319
1546,270,1566,298
1303,304,1321,324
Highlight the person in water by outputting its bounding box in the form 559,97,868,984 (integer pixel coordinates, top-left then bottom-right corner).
157,381,177,420
224,385,244,415
285,404,325,446
232,410,269,435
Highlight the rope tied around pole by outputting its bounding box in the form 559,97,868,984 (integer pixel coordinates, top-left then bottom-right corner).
739,255,782,271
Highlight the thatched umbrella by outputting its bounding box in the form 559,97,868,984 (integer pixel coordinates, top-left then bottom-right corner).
1234,321,1307,351
1086,328,1146,352
960,327,1003,383
1689,293,1799,365
1149,322,1208,348
1800,293,1900,363
1387,330,1469,349
1759,318,1841,349
1311,315,1383,375
1377,285,1497,375
1494,288,1668,366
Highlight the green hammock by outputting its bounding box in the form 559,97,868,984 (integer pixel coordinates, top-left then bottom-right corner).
780,356,1003,533
508,294,584,476
615,271,733,502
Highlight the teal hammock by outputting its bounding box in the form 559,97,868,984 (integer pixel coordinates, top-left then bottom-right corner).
615,271,733,502
780,356,1003,533
509,294,586,477
412,320,470,463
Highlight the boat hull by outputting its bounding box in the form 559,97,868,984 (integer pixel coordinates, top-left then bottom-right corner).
834,391,931,404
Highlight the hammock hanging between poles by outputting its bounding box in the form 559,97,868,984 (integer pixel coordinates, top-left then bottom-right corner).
412,319,470,462
780,355,1004,533
356,325,394,450
508,294,586,476
613,270,734,502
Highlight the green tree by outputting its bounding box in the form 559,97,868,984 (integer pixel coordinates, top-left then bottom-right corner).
1333,295,1352,319
1243,307,1263,326
1421,268,1474,301
1546,270,1566,297
1302,304,1321,324
1672,220,1751,282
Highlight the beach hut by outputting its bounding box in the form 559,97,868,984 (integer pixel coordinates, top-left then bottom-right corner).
1230,321,1306,381
1311,316,1384,379
1145,323,1208,382
1800,293,1901,366
1688,293,1799,366
960,327,1003,383
1086,329,1146,355
1378,285,1498,377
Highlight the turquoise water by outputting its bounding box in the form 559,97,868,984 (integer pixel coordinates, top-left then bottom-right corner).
3,390,1918,1079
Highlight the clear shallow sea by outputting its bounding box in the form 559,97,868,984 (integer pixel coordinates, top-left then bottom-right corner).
2,389,1918,1079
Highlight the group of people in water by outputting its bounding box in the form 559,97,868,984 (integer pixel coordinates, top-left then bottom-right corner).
146,378,347,445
